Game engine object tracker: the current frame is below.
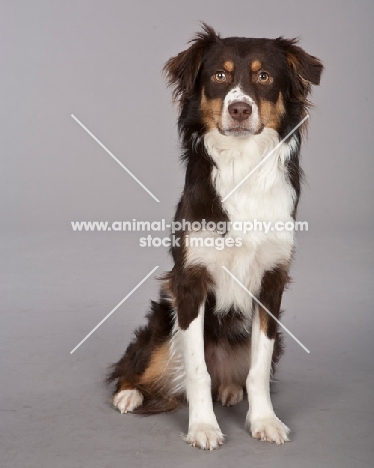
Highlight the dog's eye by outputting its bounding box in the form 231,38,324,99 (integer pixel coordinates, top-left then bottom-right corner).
214,71,227,82
258,71,270,83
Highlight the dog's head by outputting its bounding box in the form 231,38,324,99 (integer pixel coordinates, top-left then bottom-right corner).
164,24,323,137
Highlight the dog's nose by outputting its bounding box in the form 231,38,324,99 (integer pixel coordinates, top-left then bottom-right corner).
228,101,252,122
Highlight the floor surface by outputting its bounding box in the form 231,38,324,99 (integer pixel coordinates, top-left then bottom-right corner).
1,230,373,468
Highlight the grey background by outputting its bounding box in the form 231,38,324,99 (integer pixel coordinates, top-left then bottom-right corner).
1,0,373,467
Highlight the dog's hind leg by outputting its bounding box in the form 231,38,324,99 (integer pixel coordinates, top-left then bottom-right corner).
205,339,251,407
112,387,144,414
107,290,183,414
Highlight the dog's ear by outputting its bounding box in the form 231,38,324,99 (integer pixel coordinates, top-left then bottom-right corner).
277,38,323,103
164,23,220,104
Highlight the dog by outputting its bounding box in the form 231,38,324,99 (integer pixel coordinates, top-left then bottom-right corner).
107,23,323,450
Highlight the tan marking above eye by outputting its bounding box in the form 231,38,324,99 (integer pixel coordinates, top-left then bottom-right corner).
213,71,227,82
223,60,234,72
251,60,262,72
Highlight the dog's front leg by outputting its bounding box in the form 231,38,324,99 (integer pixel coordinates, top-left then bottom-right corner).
181,303,224,450
246,267,290,444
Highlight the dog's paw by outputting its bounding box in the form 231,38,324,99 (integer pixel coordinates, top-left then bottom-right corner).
248,415,290,444
112,389,143,414
217,383,244,406
185,423,224,450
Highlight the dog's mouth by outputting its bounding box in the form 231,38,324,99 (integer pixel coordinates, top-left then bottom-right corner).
225,127,252,135
220,112,262,137
220,126,254,137
220,122,265,137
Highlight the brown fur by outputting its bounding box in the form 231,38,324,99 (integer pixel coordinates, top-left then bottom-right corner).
168,264,213,330
139,343,170,386
259,266,290,365
206,339,251,395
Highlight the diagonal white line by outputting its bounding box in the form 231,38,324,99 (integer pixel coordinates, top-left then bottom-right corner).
221,115,309,202
71,114,160,203
221,266,310,353
70,266,159,354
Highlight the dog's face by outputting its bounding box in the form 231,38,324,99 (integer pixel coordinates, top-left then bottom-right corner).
200,39,291,136
165,24,323,137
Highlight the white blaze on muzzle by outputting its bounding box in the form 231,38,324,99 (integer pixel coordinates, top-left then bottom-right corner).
221,86,260,135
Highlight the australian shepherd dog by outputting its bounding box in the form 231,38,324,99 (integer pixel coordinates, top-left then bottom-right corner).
107,23,323,450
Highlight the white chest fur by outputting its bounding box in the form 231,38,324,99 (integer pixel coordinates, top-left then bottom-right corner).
186,128,297,314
